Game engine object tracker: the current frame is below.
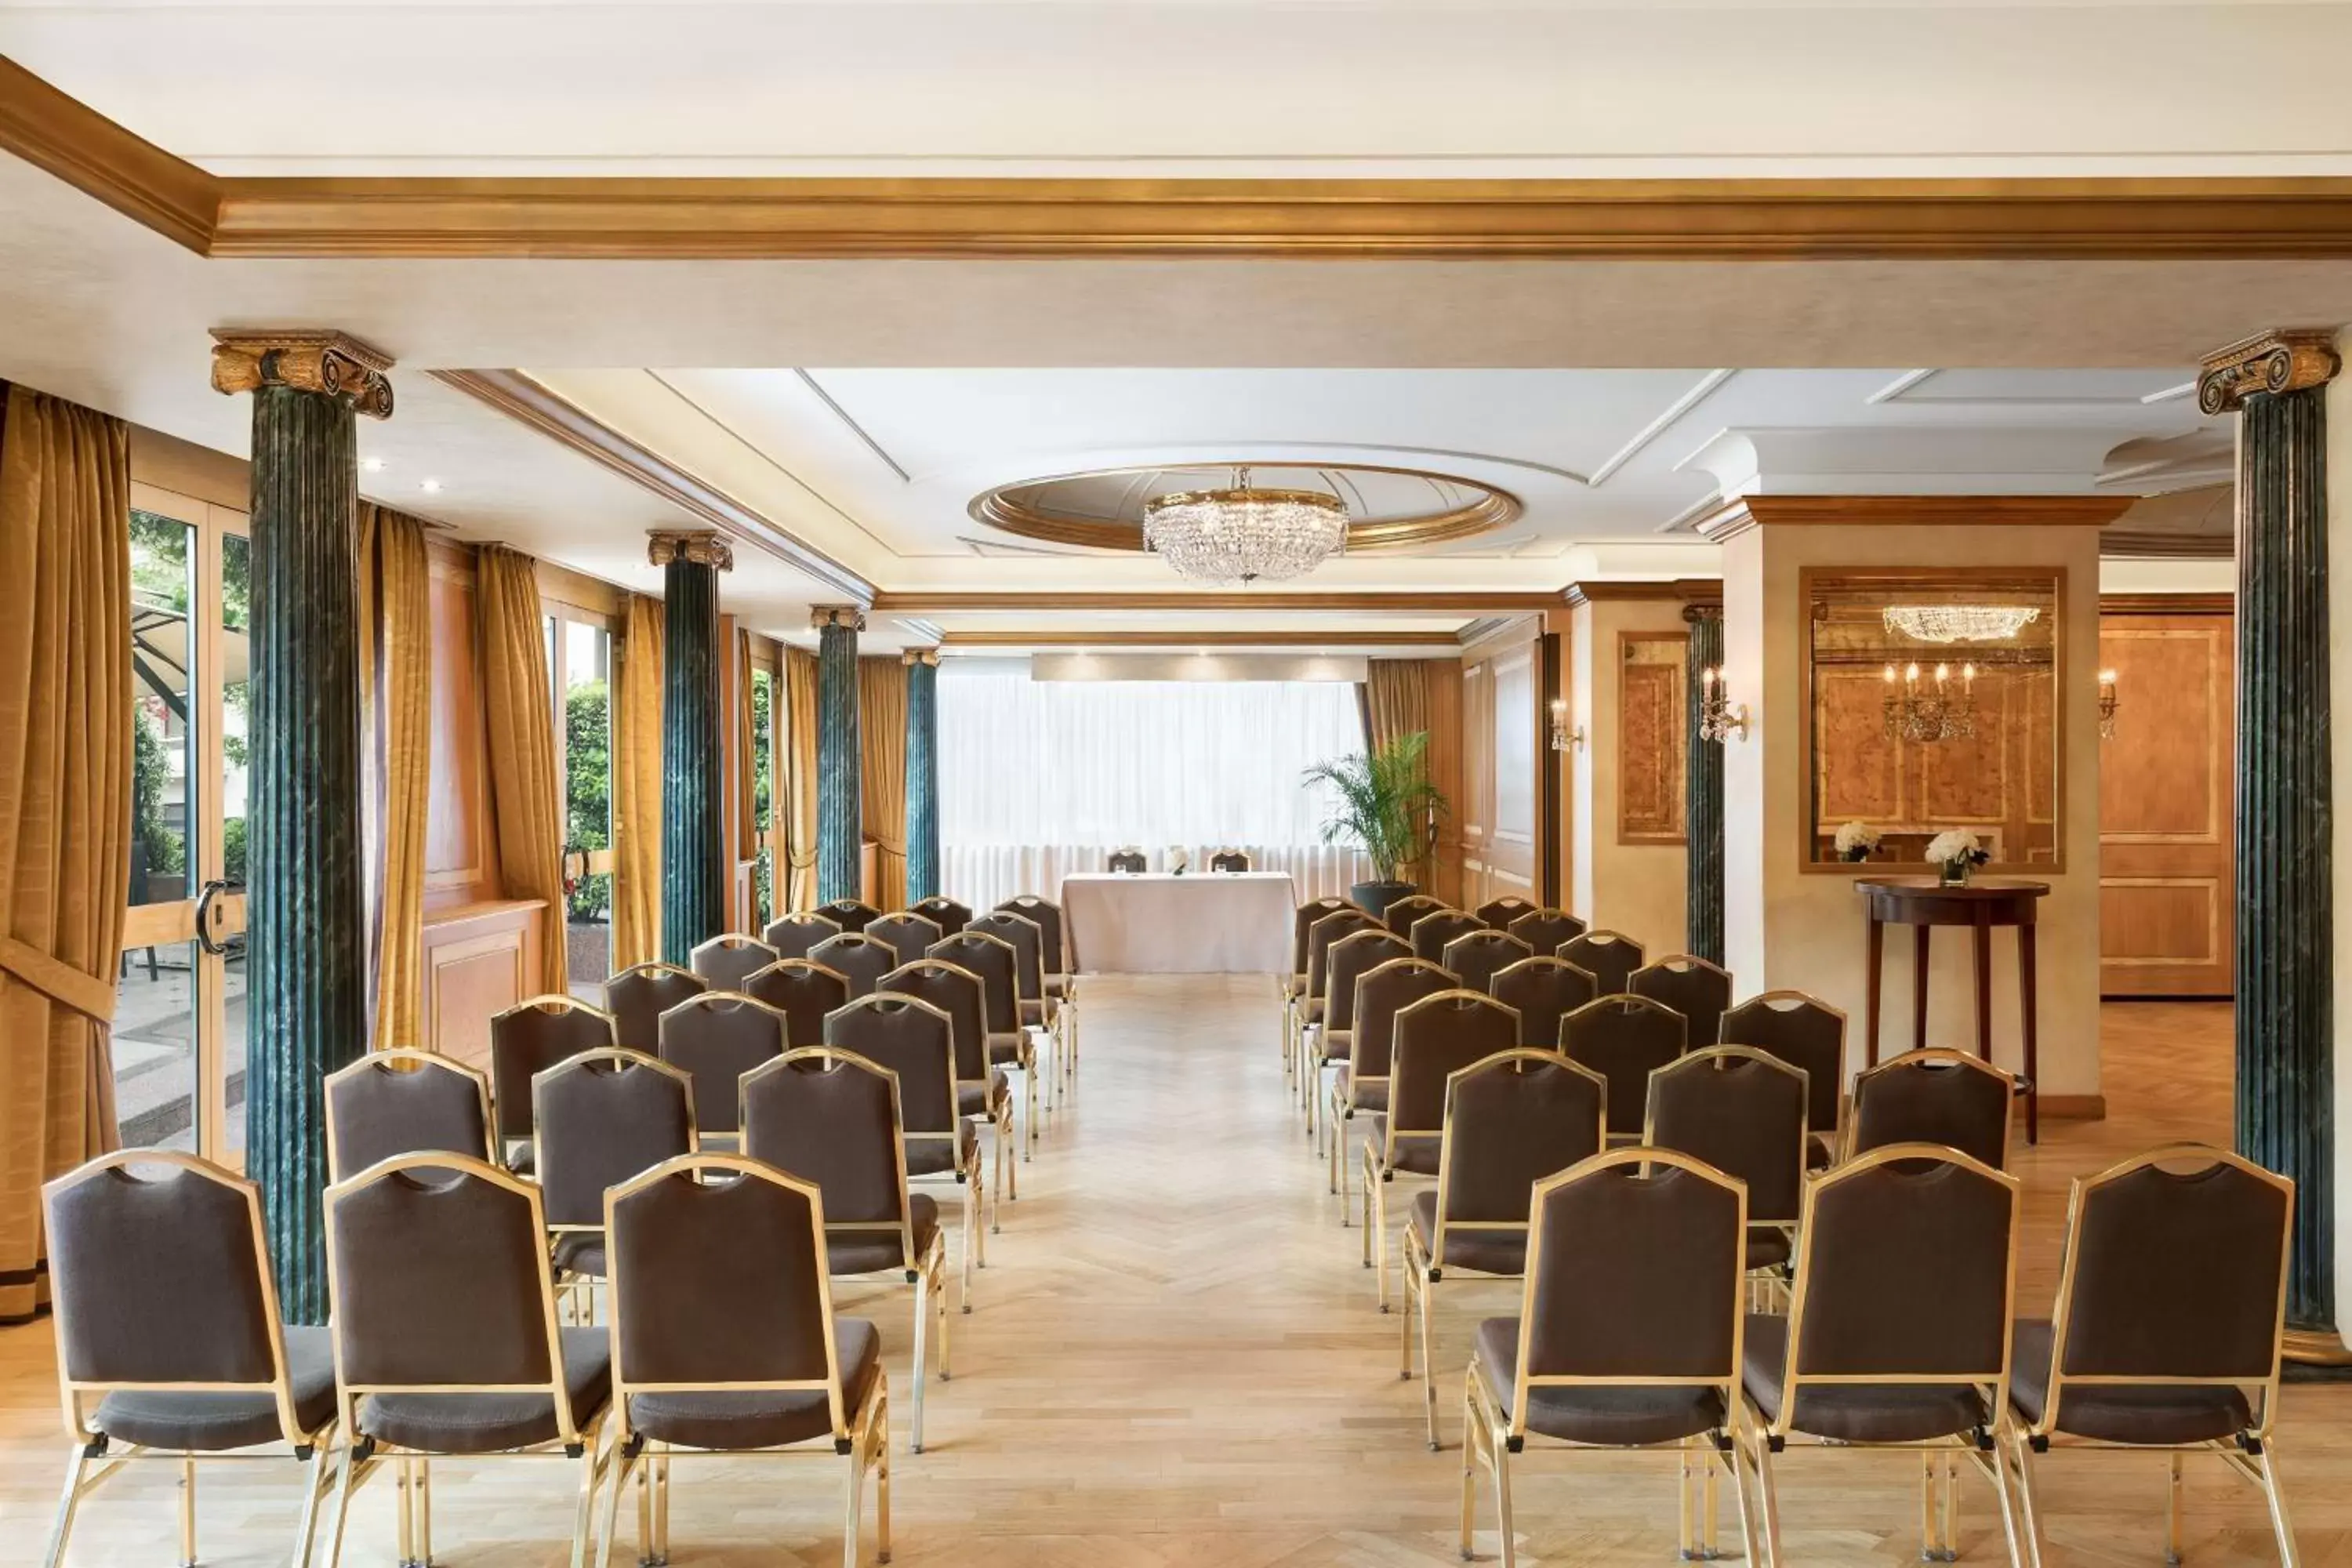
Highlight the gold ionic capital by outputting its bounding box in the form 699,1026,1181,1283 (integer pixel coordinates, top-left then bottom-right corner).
902,647,940,666
811,606,867,633
646,529,735,571
2198,328,2342,415
209,329,394,419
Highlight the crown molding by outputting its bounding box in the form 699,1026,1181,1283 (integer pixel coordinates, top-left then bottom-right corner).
0,58,216,250
869,589,1559,614
2100,529,2233,560
936,629,1460,649
1562,578,1722,607
1696,493,2134,543
2100,591,2234,615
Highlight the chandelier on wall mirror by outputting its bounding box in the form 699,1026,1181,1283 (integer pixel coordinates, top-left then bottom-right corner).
1883,660,1978,742
1881,604,2041,644
1142,467,1350,583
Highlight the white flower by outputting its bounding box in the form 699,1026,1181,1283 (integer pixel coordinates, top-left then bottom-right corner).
1833,822,1881,855
1166,845,1189,872
1925,829,1981,867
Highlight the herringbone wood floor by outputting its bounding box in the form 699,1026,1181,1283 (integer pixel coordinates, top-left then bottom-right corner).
2,984,2344,1568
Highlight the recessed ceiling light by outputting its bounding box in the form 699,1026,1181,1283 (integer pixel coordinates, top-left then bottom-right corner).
419,477,444,494
360,456,387,474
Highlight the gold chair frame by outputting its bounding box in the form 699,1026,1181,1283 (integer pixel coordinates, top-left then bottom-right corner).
655,989,791,1144
690,932,782,989
488,994,618,1169
603,960,706,1051
1283,896,1353,1085
844,963,1004,1277
1555,929,1647,994
1719,987,1852,1162
1559,992,1689,1146
744,956,854,1043
968,909,1057,1147
926,928,1033,1189
763,910,846,956
999,894,1080,1102
1642,1046,1811,1312
1310,927,1410,1162
1845,1047,2018,1170
1324,954,1450,1213
40,1150,343,1568
531,1047,702,1320
1301,906,1385,1132
322,1048,496,1184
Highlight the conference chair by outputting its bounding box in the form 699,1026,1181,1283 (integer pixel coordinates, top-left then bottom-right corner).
40,1152,340,1568
1363,989,1519,1309
1629,954,1733,1057
1489,955,1599,1049
808,931,898,1000
1312,927,1411,1157
1284,895,1352,1077
533,1049,698,1308
1741,1145,2024,1568
1559,994,1688,1143
1381,893,1450,939
324,1049,495,1183
1410,909,1486,968
1400,1048,1606,1448
998,894,1077,1091
1557,930,1645,996
603,961,706,1054
1209,848,1252,872
597,1155,891,1568
746,959,852,1047
1849,1048,2016,1170
881,957,1014,1225
2003,1146,2297,1568
1106,848,1148,873
1506,906,1588,955
1442,928,1533,996
864,911,945,971
1474,895,1535,931
1301,907,1384,1118
1646,1047,1810,1301
657,991,788,1139
968,908,1058,1131
929,929,1031,1181
320,1153,613,1568
1330,956,1455,1222
909,895,972,937
763,911,844,963
1461,1149,1756,1568
738,1047,951,1450
690,933,779,994
1719,989,1849,1165
488,996,615,1172
815,898,882,933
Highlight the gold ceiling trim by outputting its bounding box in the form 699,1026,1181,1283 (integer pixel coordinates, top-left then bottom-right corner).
969,462,1522,554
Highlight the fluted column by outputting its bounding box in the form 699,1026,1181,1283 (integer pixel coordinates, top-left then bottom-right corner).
210,331,392,1323
1683,603,1726,965
651,532,732,966
814,608,866,904
904,648,942,903
2201,329,2341,1361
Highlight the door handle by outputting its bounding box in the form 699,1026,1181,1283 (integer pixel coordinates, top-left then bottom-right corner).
194,878,242,956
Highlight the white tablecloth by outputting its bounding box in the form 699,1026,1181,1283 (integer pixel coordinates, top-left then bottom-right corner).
1061,871,1298,975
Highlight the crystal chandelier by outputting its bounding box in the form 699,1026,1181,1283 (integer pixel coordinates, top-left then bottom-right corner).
1882,661,1978,743
1141,468,1349,583
1882,604,2041,644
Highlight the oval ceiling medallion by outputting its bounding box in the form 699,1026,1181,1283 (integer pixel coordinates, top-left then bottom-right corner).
968,461,1523,554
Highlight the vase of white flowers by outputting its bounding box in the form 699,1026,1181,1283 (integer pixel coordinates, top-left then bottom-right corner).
1926,829,1990,887
1166,845,1190,876
1833,822,1882,863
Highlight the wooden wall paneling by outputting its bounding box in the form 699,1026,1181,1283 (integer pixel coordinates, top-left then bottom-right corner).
423,539,503,911
1460,659,1494,907
1484,641,1541,902
1617,630,1687,844
2098,612,2234,996
418,899,542,1066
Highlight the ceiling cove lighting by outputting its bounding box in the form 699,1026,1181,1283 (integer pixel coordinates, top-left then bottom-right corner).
1881,604,2041,644
1141,467,1348,584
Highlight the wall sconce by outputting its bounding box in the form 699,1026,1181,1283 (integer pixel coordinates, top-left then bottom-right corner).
2098,668,2119,739
1548,698,1584,753
1697,665,1748,743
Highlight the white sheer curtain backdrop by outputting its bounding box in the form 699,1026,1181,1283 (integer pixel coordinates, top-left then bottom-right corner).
938,659,1374,913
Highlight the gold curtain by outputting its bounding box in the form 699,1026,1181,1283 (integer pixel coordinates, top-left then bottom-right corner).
0,384,132,1322
782,646,819,911
611,593,663,969
735,628,757,920
356,503,432,1049
858,655,909,912
1367,658,1464,906
474,545,568,995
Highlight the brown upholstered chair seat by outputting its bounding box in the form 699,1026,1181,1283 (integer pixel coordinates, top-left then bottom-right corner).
92,1325,338,1451
1744,1229,1793,1271
1045,975,1069,1000
626,1319,882,1451
905,1122,978,1178
2007,1319,2253,1446
1474,1319,1726,1446
1806,1139,1833,1171
1319,1029,1350,1061
1364,1114,1439,1176
985,1031,1026,1065
1287,971,1308,1000
554,1231,608,1278
1740,1315,1987,1443
1332,1065,1387,1112
957,1069,1011,1117
826,1196,942,1276
1018,999,1048,1029
1304,998,1325,1026
1410,1192,1526,1276
358,1326,611,1455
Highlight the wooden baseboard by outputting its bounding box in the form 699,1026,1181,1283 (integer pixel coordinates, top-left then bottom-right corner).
2038,1094,2107,1121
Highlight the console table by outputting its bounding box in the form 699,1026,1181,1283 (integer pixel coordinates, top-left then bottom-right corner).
1857,877,2050,1143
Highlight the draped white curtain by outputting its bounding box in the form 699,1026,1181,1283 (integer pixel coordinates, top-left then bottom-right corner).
938,661,1374,913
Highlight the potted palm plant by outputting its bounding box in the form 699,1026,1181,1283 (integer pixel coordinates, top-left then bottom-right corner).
1302,730,1447,916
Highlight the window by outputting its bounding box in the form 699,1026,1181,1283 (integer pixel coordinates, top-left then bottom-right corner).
552,615,614,997
751,664,776,928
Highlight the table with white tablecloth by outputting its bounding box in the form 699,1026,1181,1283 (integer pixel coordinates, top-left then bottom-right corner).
1060,871,1298,975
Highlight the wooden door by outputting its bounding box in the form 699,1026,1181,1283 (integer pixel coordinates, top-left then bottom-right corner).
2098,608,2234,996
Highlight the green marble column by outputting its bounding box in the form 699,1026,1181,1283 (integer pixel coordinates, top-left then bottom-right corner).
210,332,392,1323
814,608,866,904
2201,330,2340,1358
1683,604,1726,966
904,648,942,904
652,532,732,967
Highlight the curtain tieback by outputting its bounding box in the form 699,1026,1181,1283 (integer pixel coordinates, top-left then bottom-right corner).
0,937,117,1024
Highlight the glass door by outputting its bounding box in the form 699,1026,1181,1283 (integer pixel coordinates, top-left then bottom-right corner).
117,487,250,1161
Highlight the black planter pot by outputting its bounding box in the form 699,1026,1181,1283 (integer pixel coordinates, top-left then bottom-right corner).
1352,880,1417,917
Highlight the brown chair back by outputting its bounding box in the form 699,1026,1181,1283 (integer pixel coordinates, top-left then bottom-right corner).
1561,994,1688,1138
909,895,971,937
691,933,780,993
815,898,881,933
930,931,1020,1034
1849,1048,2014,1170
1489,956,1599,1048
1384,990,1521,1170
808,931,898,999
1107,849,1148,874
996,895,1068,976
1325,928,1410,1033
1305,908,1384,1005
657,993,787,1135
325,1051,494,1183
743,960,851,1046
822,994,957,1140
532,1048,697,1229
1290,895,1353,977
1628,955,1732,1054
1474,895,1535,931
967,909,1046,1004
1208,849,1252,873
1381,894,1451,939
880,959,989,1086
1557,930,1645,995
1719,989,1846,1138
864,912,944,969
1349,957,1457,1094
1645,1047,1809,1227
1410,909,1487,967
1507,906,1587,954
1443,929,1534,995
762,911,844,962
739,1049,916,1269
604,962,706,1053
489,996,615,1145
1432,1051,1607,1255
